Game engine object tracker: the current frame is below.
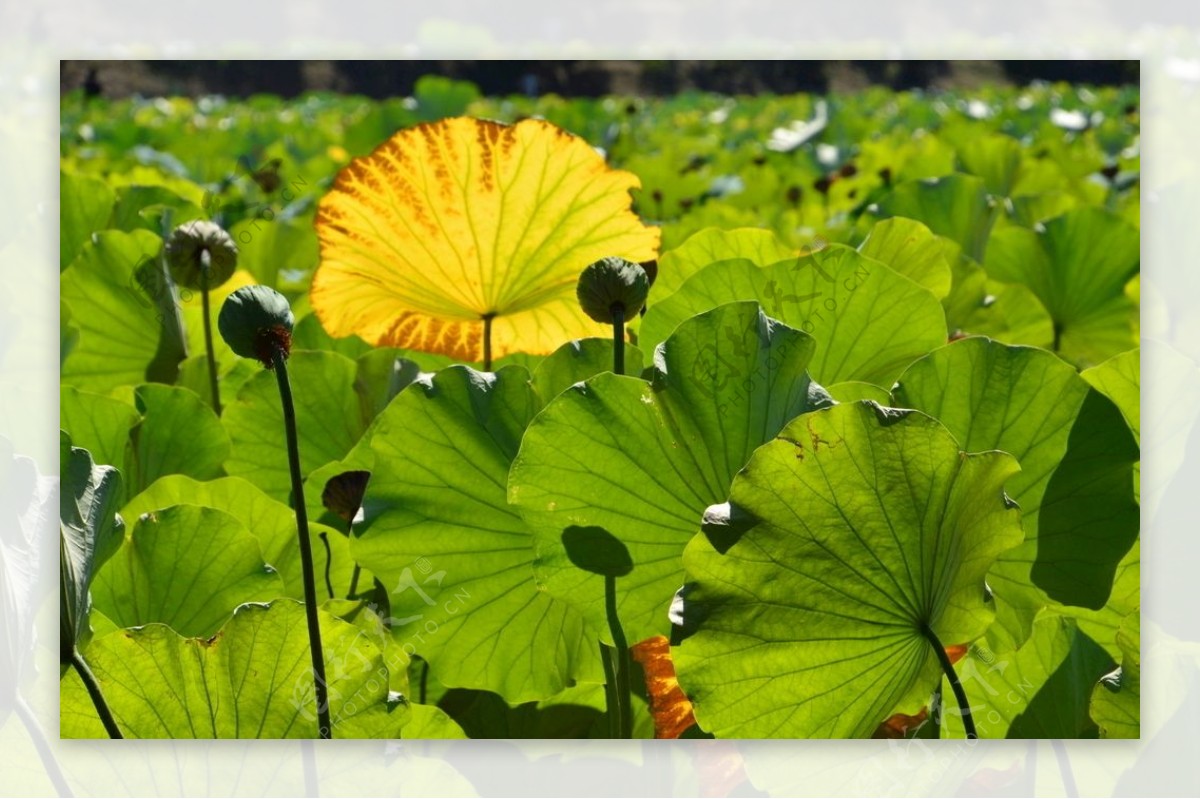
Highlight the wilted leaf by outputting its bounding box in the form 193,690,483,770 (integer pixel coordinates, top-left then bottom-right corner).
312,117,659,361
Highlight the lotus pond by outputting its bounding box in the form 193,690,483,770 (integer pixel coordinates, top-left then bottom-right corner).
59,77,1140,739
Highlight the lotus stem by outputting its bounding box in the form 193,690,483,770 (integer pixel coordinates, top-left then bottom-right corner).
272,347,333,739
599,641,620,738
921,623,976,739
70,648,122,739
604,574,633,738
482,313,494,371
318,531,335,600
200,249,222,414
612,306,625,376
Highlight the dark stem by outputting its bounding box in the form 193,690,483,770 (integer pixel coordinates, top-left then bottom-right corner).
604,573,633,738
920,623,976,739
200,251,222,415
418,659,429,705
273,348,333,739
318,532,335,600
1052,322,1063,353
599,642,620,739
16,695,74,795
929,683,943,738
348,564,362,600
482,313,494,371
611,305,625,376
70,649,123,739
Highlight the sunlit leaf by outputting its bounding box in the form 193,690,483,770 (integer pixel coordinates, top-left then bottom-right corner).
61,169,114,270
673,402,1023,738
893,338,1139,649
354,364,604,703
91,505,283,637
871,174,997,262
61,600,407,738
1090,610,1140,738
312,117,659,361
510,302,832,644
639,246,946,387
223,351,377,503
941,614,1112,739
60,230,177,394
856,217,952,299
121,475,354,602
986,208,1139,367
652,227,797,302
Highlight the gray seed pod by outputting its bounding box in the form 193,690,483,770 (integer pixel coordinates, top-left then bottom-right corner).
576,256,650,323
165,220,238,290
218,285,294,367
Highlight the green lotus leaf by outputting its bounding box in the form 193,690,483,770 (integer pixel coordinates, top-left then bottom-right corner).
1062,540,1139,662
825,381,892,403
60,600,407,738
1083,347,1139,444
131,384,230,489
985,208,1139,367
61,229,188,393
228,217,318,290
354,363,604,703
122,475,354,602
62,383,230,502
223,350,377,502
673,401,1023,738
856,217,952,298
89,505,282,637
653,227,796,302
176,355,261,412
60,433,125,652
61,169,115,270
109,185,205,234
956,133,1023,196
893,338,1139,650
510,302,832,646
60,386,139,476
530,338,644,402
1089,609,1140,738
639,245,946,387
941,613,1113,738
404,704,469,739
872,174,997,261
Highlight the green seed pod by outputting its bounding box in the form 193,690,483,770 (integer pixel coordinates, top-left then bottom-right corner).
164,220,238,290
218,285,294,367
576,256,650,323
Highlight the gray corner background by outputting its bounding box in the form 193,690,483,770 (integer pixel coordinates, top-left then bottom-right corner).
3,1,1197,795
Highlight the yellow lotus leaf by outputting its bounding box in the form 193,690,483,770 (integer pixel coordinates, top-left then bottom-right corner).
312,117,660,363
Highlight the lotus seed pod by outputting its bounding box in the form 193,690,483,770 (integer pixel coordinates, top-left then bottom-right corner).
576,256,650,323
164,220,238,290
218,285,294,367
